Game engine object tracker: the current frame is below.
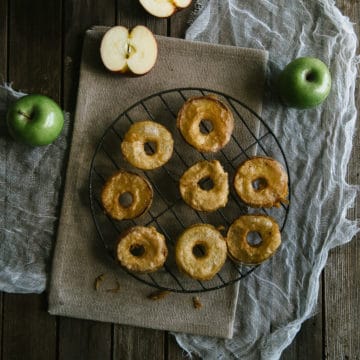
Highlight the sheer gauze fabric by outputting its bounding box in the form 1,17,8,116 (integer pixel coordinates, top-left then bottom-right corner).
0,85,70,293
174,0,359,359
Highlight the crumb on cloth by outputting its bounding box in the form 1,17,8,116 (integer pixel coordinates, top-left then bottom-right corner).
147,290,172,300
192,296,202,309
94,274,105,291
94,273,120,293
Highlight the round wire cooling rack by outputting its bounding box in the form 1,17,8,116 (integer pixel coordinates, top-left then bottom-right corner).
89,87,291,293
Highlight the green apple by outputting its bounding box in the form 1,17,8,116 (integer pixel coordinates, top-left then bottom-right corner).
278,57,331,109
6,94,64,146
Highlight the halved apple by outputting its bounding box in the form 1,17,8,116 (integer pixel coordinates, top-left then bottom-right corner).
139,0,192,18
100,25,158,75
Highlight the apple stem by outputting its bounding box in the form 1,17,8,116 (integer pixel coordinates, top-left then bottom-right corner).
18,110,32,120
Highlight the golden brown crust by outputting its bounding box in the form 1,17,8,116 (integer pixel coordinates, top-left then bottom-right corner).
101,171,153,220
176,95,234,152
121,120,174,170
175,224,227,280
116,226,168,273
226,214,281,265
233,156,288,208
179,160,229,212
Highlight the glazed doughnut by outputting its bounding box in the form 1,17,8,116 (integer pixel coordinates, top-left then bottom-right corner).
101,171,153,220
176,95,234,152
175,224,227,280
226,214,281,265
234,156,288,208
116,226,168,273
179,160,229,212
121,120,174,170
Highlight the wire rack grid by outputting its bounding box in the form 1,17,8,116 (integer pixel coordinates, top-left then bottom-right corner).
89,87,291,293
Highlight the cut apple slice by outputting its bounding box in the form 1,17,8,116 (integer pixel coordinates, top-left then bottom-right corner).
139,0,192,18
173,0,192,7
100,25,158,75
126,26,158,75
100,26,129,73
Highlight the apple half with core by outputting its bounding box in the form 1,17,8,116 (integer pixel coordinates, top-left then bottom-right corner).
278,57,331,109
139,0,192,18
100,25,158,75
6,94,64,146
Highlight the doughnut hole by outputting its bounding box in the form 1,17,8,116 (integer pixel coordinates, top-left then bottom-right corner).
121,121,174,170
144,140,157,155
252,177,268,191
192,242,207,258
199,119,214,134
246,231,263,247
227,215,281,265
198,176,214,191
130,244,145,257
119,191,134,208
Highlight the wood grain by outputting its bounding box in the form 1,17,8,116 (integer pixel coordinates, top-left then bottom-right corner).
0,0,7,357
325,238,360,359
58,318,111,360
2,1,61,358
324,1,360,359
0,0,358,359
7,0,62,97
57,1,116,358
167,333,202,360
113,325,165,360
116,0,167,35
281,286,324,359
63,0,116,111
169,4,195,38
0,0,7,82
2,294,56,360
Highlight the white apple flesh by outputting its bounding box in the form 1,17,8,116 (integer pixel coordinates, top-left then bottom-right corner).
100,25,158,75
139,0,192,18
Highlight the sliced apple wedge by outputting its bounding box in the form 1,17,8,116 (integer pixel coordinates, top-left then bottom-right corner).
139,0,192,18
100,25,158,75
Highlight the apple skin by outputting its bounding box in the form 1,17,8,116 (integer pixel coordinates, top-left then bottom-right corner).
278,57,331,109
6,94,64,146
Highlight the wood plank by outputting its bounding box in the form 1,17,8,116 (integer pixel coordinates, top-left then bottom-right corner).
324,1,360,359
57,1,115,359
0,291,2,360
0,0,7,82
167,333,202,360
2,1,61,359
3,294,56,360
63,0,116,111
0,0,7,357
113,325,165,360
112,2,167,359
58,318,111,360
169,3,195,38
7,0,62,97
324,238,360,359
116,0,167,34
281,283,323,359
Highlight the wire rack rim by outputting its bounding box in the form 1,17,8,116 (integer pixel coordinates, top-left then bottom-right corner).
124,265,259,294
88,87,291,293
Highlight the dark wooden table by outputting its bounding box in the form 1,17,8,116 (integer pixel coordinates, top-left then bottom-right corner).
0,1,358,359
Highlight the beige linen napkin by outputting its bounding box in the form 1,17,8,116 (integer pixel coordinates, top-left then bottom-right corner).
48,26,268,339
